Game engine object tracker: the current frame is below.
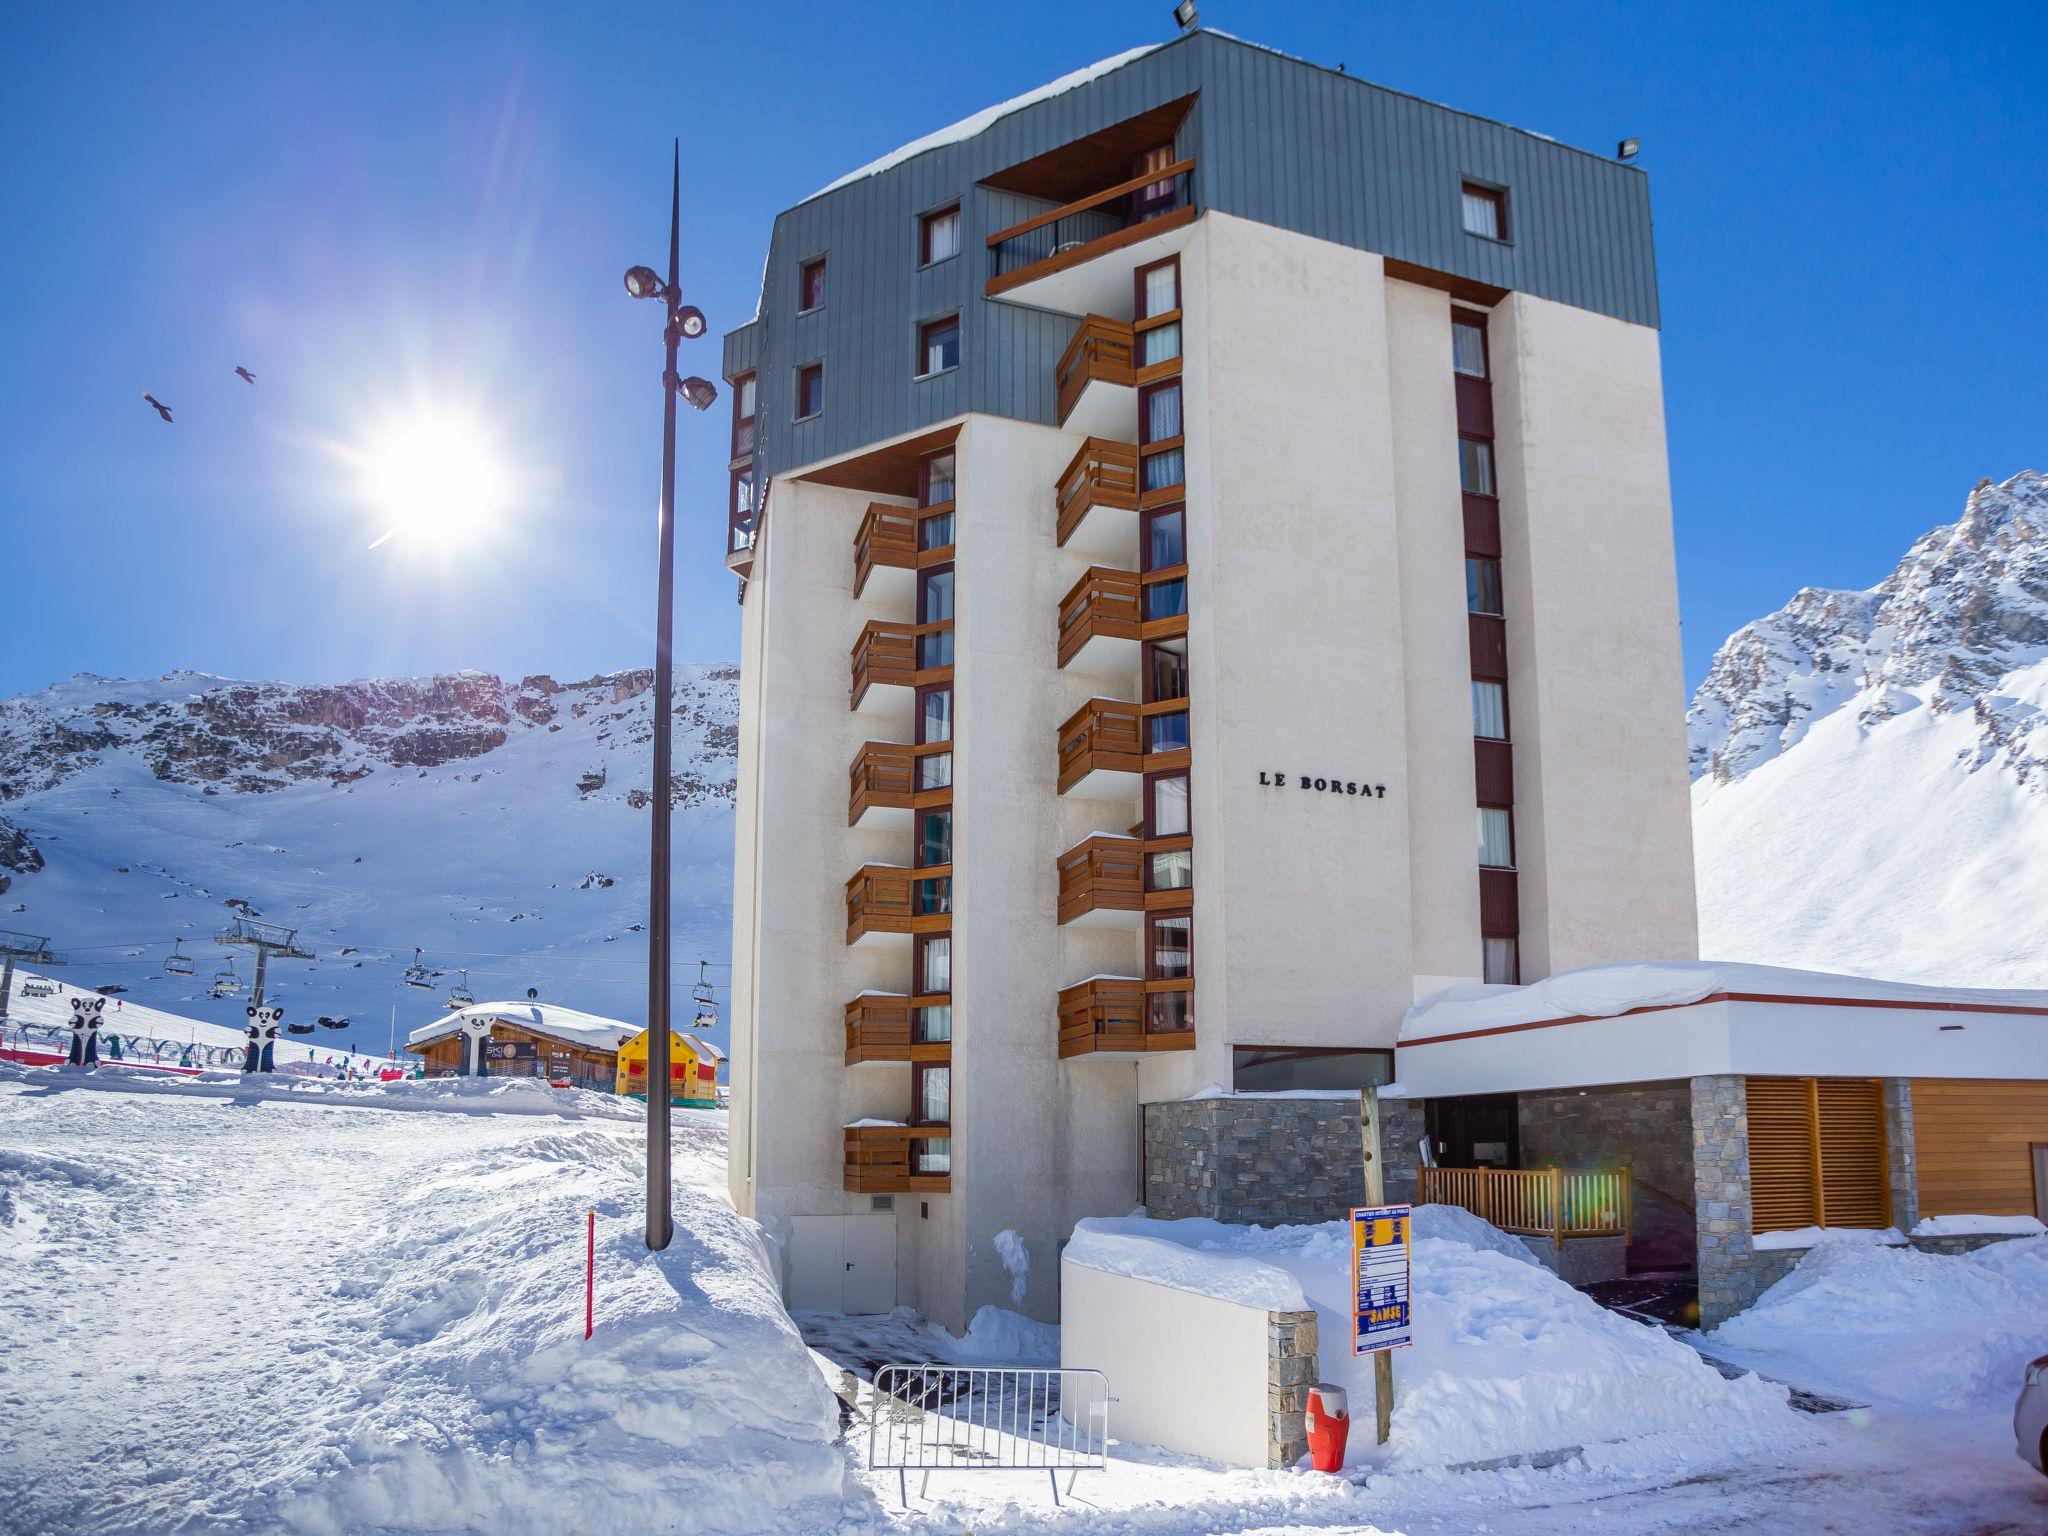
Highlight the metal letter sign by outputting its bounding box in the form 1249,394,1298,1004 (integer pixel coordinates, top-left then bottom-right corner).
1351,1204,1414,1356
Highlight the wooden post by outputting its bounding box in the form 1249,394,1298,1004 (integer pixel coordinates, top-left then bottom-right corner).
1620,1164,1632,1241
1550,1165,1564,1250
1359,1087,1393,1447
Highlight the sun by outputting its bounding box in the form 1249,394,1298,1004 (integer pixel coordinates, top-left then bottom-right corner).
357,407,513,551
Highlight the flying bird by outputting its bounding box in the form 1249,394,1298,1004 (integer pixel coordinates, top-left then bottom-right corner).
235,366,255,384
142,393,173,424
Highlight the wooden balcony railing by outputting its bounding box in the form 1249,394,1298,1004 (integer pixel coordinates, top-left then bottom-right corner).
1056,834,1144,925
987,159,1196,296
851,619,951,708
1056,567,1142,667
1057,976,1196,1059
848,741,952,825
1057,697,1145,794
844,993,953,1065
845,863,952,944
1417,1165,1631,1250
1056,439,1140,548
844,1123,952,1193
854,504,917,598
1056,315,1136,427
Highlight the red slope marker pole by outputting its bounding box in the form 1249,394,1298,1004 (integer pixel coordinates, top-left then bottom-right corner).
585,1208,595,1341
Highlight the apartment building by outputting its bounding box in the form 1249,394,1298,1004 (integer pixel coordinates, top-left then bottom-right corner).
721,30,1696,1330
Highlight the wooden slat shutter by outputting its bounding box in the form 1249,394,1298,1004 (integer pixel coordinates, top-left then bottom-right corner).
1816,1079,1890,1228
1746,1077,1818,1233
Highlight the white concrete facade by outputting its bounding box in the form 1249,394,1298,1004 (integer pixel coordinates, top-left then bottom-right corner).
727,210,1696,1329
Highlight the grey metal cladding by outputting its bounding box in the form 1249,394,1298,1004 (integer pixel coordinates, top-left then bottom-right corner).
724,31,1657,486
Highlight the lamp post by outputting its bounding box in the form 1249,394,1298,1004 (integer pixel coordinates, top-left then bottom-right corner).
625,141,715,1252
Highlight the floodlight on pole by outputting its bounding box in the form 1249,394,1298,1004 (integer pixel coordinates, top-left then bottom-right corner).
1617,137,1641,162
1173,0,1199,31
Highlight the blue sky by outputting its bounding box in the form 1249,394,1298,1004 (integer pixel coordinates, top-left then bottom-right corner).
2,1,2041,701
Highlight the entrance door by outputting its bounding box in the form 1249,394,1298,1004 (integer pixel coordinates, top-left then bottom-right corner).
1427,1094,1522,1168
786,1214,896,1314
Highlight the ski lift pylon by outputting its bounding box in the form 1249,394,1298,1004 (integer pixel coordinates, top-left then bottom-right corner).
164,939,196,978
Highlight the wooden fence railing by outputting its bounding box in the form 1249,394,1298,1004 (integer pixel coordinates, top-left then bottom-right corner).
1418,1165,1631,1249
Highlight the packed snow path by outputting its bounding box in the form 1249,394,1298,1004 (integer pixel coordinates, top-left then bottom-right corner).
0,1068,844,1536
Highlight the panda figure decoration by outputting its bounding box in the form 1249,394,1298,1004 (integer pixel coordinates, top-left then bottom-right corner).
65,996,107,1067
243,1004,285,1074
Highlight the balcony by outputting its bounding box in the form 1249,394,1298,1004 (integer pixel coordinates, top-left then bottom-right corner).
1056,316,1137,439
853,504,917,602
1057,697,1145,799
1056,976,1196,1060
844,1123,952,1193
845,863,952,947
848,741,952,830
1056,834,1144,926
844,993,953,1066
986,159,1198,314
1056,438,1140,559
851,618,951,715
1057,566,1141,672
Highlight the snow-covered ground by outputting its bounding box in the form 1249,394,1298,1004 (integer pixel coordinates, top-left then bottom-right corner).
6,1067,2043,1535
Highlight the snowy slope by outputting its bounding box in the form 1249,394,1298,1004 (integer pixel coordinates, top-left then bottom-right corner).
0,666,737,1058
1690,470,2048,985
0,1067,846,1535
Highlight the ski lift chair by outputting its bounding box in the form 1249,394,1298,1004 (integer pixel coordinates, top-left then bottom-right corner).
209,958,244,998
403,947,432,989
164,939,197,978
447,968,476,1008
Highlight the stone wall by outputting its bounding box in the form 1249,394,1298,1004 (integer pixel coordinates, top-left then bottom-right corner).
1691,1074,1759,1327
1265,1309,1318,1468
1517,1080,1694,1264
1146,1095,1418,1224
1883,1078,1918,1233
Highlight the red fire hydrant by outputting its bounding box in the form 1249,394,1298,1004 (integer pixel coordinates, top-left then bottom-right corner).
1305,1382,1350,1472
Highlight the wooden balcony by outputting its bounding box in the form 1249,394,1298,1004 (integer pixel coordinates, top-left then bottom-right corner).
986,158,1197,309
1057,566,1141,670
1055,438,1140,557
844,1123,952,1193
845,863,952,946
1417,1165,1630,1249
1056,834,1144,926
851,619,951,711
844,993,953,1065
1057,976,1196,1059
1056,315,1137,437
1057,697,1145,798
848,741,952,829
853,500,955,602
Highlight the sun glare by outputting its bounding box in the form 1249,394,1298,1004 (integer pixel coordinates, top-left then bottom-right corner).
357,408,513,551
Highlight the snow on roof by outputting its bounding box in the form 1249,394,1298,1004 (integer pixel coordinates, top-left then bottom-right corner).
802,43,1163,204
2,973,328,1063
408,1001,639,1052
1401,960,2048,1043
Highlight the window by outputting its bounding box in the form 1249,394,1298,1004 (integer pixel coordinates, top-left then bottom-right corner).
1471,680,1508,741
1145,637,1189,703
1478,806,1515,869
1149,913,1192,979
917,566,954,668
920,204,961,265
1143,506,1184,571
913,874,951,916
1459,437,1495,497
1234,1047,1392,1094
914,1135,951,1176
1149,847,1192,891
1144,575,1187,622
917,315,960,378
1452,316,1488,379
796,362,823,420
736,373,757,419
1482,935,1519,985
917,683,952,790
920,451,955,507
1148,709,1190,754
1132,145,1178,222
917,933,951,994
1466,557,1503,616
1147,989,1192,1034
917,807,951,868
732,372,758,458
914,1062,951,1126
1461,182,1507,241
1141,321,1181,369
1147,772,1190,838
1140,380,1184,494
1137,258,1179,319
799,258,826,312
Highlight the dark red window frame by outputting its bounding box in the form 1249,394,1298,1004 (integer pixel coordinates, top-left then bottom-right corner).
1147,910,1193,980
1143,767,1189,839
798,257,826,312
1134,254,1181,318
916,314,960,378
795,362,823,420
911,1060,950,1126
914,932,950,996
918,450,955,507
1461,181,1509,242
919,204,961,267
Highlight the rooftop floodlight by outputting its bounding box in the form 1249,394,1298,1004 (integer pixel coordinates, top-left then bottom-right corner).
1617,137,1641,162
678,375,718,412
668,304,708,341
624,264,667,300
1173,0,1198,30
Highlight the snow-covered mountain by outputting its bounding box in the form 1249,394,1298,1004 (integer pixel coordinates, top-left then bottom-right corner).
1690,470,2048,986
0,665,738,1056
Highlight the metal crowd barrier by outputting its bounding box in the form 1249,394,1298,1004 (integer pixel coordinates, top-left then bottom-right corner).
866,1363,1110,1507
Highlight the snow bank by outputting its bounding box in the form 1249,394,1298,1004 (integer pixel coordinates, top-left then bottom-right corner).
0,1075,846,1535
1913,1213,2047,1238
1752,1224,1903,1251
1402,959,2048,1040
1711,1235,2048,1408
1070,1207,1795,1468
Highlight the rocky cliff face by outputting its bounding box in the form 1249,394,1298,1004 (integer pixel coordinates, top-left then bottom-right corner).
1688,471,2048,789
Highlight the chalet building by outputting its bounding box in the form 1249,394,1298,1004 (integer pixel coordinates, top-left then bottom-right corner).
720,28,1701,1329
406,1002,635,1091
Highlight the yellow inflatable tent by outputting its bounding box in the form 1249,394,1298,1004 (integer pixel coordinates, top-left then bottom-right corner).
615,1028,722,1107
